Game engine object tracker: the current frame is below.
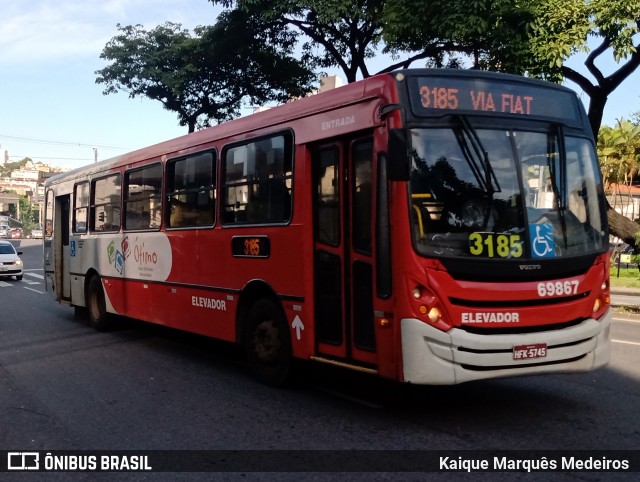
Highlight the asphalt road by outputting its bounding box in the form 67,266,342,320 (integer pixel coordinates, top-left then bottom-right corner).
1,239,639,480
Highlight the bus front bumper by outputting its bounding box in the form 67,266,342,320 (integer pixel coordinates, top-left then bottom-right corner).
401,308,612,385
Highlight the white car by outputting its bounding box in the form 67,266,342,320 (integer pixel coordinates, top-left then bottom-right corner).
0,241,23,280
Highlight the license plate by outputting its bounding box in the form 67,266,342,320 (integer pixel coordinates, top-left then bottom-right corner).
513,343,547,360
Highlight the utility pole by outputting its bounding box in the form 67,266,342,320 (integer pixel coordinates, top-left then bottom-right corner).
93,147,98,163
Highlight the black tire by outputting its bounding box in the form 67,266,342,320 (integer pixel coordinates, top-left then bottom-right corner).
15,275,22,281
86,275,113,331
243,299,292,387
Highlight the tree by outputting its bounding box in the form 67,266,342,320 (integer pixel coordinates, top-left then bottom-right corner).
18,196,34,229
532,0,640,137
210,0,468,82
384,0,640,245
96,10,315,132
384,0,640,136
217,1,639,137
598,120,640,188
541,0,640,245
383,0,542,73
0,158,30,177
598,120,640,236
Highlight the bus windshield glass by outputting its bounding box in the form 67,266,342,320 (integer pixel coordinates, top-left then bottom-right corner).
409,125,607,260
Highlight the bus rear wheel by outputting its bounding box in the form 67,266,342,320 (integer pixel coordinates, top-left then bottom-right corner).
87,275,113,331
244,299,292,387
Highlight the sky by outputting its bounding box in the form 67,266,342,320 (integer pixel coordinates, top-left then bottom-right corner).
1,0,639,171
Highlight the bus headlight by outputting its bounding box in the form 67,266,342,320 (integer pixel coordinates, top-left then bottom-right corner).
411,285,447,328
427,307,442,323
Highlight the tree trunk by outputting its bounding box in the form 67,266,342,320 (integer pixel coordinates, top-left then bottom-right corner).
607,200,640,248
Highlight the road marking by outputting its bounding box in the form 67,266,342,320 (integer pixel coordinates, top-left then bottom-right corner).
23,287,46,294
20,279,40,285
0,280,13,287
612,339,640,346
612,316,640,324
25,272,44,279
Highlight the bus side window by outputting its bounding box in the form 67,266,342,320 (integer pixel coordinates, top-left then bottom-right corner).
124,163,162,231
222,132,293,225
352,139,373,254
315,147,340,246
166,151,216,229
91,174,121,232
45,189,54,237
74,182,89,233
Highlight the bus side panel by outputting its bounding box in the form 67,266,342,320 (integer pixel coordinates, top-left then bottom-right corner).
92,222,308,346
168,224,307,344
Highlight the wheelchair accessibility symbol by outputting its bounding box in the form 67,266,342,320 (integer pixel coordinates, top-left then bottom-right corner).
529,223,555,258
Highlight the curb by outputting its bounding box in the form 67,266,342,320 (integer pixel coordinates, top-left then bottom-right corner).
610,288,640,309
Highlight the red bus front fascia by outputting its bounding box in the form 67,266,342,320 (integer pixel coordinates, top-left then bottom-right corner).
399,252,610,333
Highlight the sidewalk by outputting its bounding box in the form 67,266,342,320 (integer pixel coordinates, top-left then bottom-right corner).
610,287,640,295
610,286,640,309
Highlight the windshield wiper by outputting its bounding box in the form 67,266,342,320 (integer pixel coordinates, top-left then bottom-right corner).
454,116,501,195
547,125,568,248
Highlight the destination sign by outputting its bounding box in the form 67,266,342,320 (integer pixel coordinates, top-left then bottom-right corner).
409,75,581,124
231,236,270,258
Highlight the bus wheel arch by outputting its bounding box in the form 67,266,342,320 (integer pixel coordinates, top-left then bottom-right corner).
237,281,292,386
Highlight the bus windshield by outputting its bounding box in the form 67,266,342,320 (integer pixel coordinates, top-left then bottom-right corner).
409,124,607,260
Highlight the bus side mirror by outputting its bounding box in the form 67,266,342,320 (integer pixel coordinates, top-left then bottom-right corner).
387,128,410,181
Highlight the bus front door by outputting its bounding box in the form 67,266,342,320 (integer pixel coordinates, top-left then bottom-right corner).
313,136,377,368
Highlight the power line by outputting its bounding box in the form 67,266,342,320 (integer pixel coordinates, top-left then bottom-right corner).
10,156,95,161
0,133,131,151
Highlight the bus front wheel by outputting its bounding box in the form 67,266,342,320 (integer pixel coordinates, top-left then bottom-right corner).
243,299,292,387
87,275,113,331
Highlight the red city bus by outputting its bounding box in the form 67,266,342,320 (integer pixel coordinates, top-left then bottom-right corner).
44,69,611,385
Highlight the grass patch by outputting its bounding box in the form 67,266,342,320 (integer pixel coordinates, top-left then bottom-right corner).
610,265,640,288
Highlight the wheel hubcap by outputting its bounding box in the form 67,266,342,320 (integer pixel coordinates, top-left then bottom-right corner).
252,320,281,364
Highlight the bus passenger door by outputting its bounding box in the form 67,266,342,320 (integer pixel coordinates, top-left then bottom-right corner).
54,195,71,300
313,136,377,367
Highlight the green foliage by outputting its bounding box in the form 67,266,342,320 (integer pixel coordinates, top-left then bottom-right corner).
592,0,640,60
610,264,640,288
598,120,640,186
383,0,538,72
96,11,315,132
0,158,30,177
99,0,640,144
18,196,34,228
525,0,591,77
212,1,395,81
